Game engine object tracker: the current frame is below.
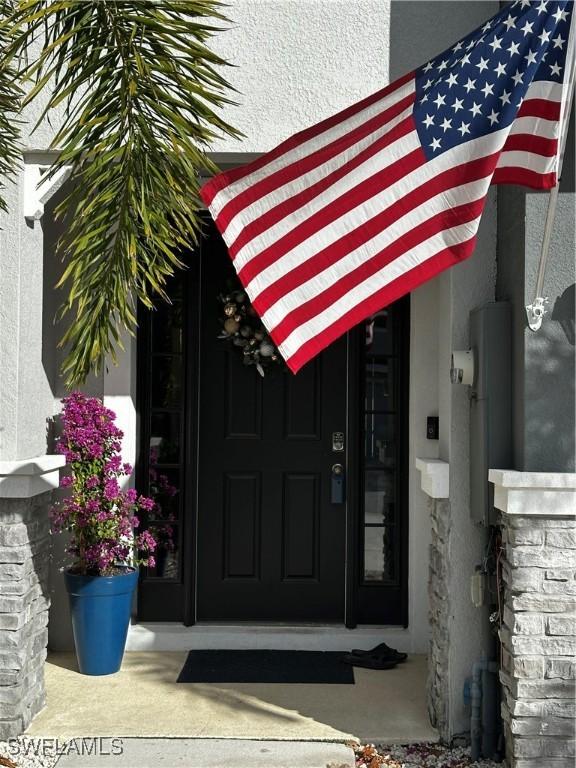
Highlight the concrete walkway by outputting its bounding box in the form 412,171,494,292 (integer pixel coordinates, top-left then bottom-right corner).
27,652,437,744
53,739,356,768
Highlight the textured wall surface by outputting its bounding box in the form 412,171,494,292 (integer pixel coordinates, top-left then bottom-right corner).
207,0,391,154
0,173,58,461
500,513,576,768
0,493,51,738
408,280,439,652
427,498,451,741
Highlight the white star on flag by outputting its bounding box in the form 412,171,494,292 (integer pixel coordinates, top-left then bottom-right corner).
521,21,535,35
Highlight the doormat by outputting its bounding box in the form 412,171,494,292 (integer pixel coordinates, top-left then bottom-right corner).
177,650,355,684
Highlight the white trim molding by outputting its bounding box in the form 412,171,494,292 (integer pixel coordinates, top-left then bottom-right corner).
126,623,414,653
416,458,450,499
489,469,576,518
0,455,66,499
23,162,71,221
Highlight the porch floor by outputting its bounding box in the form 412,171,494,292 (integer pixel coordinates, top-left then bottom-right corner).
26,652,438,744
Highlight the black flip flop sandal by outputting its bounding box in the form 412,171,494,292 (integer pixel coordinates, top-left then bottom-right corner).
350,643,408,662
341,652,399,670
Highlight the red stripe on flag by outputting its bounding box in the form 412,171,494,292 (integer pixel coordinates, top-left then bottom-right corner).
501,134,558,157
199,71,415,206
284,239,475,373
214,93,415,235
251,154,499,315
237,140,424,285
517,98,561,121
268,198,486,347
492,167,557,188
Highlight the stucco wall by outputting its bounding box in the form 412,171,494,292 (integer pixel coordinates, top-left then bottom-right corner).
0,175,57,461
207,0,391,154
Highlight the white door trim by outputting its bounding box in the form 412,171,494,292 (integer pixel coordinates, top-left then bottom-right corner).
126,622,416,653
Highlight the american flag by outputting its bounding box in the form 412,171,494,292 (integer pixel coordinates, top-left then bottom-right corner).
200,1,574,373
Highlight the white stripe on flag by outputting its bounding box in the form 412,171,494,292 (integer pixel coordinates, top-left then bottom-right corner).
507,115,559,139
523,80,565,102
495,149,557,174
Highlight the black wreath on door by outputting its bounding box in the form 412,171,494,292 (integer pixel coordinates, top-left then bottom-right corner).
217,279,284,376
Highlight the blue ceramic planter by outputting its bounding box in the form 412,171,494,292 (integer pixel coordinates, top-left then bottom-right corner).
64,568,138,676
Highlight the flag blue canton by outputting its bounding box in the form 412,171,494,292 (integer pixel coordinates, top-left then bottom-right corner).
414,0,572,159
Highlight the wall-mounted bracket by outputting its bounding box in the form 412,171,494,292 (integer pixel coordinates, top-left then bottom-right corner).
23,163,72,222
525,296,549,332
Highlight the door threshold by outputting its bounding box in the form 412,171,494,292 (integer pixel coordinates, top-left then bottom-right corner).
126,621,415,653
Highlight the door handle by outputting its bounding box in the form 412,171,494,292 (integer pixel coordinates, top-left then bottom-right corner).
331,463,345,504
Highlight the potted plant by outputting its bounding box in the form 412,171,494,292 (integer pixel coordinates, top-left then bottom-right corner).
51,392,156,676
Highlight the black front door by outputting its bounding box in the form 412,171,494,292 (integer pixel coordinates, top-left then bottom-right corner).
136,218,409,627
196,230,348,621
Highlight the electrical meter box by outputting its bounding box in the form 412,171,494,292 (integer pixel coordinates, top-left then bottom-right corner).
469,302,512,525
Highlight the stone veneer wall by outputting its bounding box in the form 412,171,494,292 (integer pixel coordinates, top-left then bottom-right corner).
0,493,51,738
427,497,451,742
499,513,576,768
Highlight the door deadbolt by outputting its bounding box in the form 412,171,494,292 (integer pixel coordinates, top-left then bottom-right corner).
331,463,345,504
332,431,345,452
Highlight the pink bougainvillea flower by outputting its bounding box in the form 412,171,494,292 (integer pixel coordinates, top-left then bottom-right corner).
50,392,156,576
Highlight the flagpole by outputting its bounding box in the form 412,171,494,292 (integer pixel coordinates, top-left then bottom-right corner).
526,15,576,332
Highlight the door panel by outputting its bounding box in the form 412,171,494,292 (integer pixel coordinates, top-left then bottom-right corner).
281,473,320,580
196,227,347,622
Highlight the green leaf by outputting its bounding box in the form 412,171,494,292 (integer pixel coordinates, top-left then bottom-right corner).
1,0,242,382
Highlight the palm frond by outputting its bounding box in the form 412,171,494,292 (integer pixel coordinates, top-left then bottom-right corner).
5,0,241,384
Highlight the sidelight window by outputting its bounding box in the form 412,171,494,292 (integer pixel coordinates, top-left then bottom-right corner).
359,299,408,614
139,277,185,581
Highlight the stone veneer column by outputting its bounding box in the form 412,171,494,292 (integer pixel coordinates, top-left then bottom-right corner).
416,458,451,741
490,470,576,768
0,456,64,738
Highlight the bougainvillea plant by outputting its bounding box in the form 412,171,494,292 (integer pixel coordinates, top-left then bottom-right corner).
51,392,157,576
